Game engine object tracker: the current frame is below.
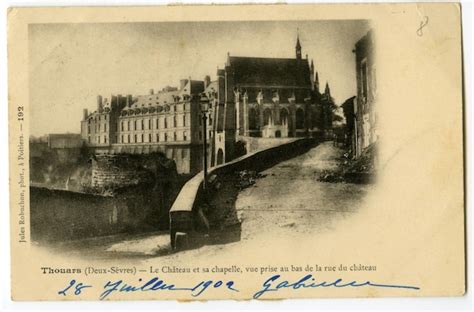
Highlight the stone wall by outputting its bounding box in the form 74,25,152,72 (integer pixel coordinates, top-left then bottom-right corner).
93,144,203,175
91,154,153,188
30,187,131,242
31,153,185,242
30,182,179,242
236,136,298,153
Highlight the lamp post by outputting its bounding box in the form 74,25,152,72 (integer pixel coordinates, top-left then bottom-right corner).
200,94,209,191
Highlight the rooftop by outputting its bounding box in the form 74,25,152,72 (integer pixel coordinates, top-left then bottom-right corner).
228,56,312,88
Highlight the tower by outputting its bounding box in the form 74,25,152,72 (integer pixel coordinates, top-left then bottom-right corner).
296,34,302,60
325,81,331,96
315,72,320,93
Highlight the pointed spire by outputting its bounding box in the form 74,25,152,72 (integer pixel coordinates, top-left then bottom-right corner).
295,29,302,60
314,72,320,92
310,59,314,73
296,28,301,49
325,81,331,96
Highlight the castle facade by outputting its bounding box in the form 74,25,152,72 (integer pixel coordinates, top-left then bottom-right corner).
80,35,334,174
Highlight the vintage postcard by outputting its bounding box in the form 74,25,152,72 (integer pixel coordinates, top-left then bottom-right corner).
8,3,464,301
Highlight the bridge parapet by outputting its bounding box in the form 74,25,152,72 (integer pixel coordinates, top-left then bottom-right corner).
169,138,316,249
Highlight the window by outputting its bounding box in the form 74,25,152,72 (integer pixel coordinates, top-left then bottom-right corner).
156,118,159,129
156,133,159,142
121,121,124,131
104,115,107,121
141,119,144,130
209,116,212,126
104,136,107,144
104,123,107,132
174,132,177,141
148,119,151,130
173,116,177,127
98,123,101,132
164,118,168,128
134,134,137,143
128,134,130,143
88,125,90,134
128,121,130,131
149,133,152,142
183,115,186,127
183,131,187,141
164,133,168,142
134,120,137,130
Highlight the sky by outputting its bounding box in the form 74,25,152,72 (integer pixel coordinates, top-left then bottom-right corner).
29,20,370,136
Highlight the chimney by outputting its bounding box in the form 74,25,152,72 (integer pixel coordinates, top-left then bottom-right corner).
204,75,211,89
149,89,154,95
126,94,132,107
180,79,188,90
83,109,88,120
97,95,103,110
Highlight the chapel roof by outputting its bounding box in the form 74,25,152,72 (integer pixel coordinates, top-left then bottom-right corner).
227,56,312,88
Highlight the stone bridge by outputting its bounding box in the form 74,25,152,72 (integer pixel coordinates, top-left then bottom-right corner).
169,138,318,249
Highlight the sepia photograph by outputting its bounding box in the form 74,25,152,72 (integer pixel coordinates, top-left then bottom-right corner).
7,3,465,302
28,19,374,256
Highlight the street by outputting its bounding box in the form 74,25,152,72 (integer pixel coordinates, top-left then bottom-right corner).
235,142,371,242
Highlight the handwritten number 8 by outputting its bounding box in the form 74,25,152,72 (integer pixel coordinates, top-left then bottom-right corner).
75,283,86,295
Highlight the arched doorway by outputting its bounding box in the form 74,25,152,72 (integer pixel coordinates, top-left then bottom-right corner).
217,149,224,165
296,108,305,129
275,130,281,138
